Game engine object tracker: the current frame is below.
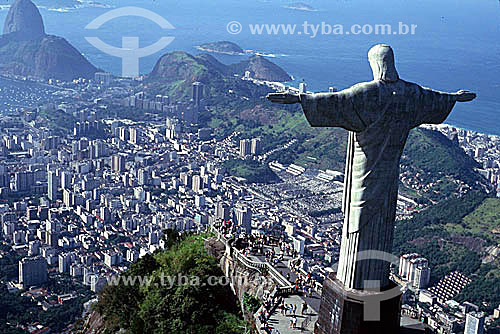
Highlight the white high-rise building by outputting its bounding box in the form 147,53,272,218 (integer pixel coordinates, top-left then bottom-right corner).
129,128,141,145
408,257,428,283
293,235,306,255
192,175,202,193
299,81,307,94
134,187,145,202
413,264,431,289
46,219,61,233
28,240,41,256
61,171,72,190
465,312,485,334
251,138,262,155
48,170,58,201
398,253,420,279
63,189,73,207
195,195,205,208
127,249,139,263
104,252,119,268
95,72,113,86
58,254,72,273
112,154,125,173
138,168,150,186
234,206,252,234
216,202,231,221
239,139,252,157
192,82,204,106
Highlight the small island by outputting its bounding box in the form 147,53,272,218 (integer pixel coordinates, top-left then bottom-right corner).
284,2,317,11
195,41,244,55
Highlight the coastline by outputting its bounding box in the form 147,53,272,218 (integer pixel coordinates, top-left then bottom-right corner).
425,123,500,139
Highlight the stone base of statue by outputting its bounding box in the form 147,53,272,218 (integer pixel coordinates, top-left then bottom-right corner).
314,273,402,334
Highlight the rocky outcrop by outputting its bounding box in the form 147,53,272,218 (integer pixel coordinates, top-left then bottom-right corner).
206,237,276,319
3,0,45,39
242,55,292,82
150,51,226,83
0,0,97,81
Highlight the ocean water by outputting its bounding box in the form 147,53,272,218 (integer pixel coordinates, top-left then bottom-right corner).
0,0,499,135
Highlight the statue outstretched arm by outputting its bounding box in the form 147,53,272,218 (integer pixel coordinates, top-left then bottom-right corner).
454,90,476,102
267,87,368,132
411,86,476,128
266,91,302,104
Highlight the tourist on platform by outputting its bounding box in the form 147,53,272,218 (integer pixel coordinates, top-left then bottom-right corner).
302,302,307,315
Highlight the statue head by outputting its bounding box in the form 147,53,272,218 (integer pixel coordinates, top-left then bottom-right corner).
368,44,399,82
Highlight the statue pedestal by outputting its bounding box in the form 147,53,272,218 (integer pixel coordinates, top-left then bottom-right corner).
314,273,401,334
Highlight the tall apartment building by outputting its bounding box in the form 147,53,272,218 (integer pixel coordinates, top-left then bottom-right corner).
19,257,48,288
239,139,252,157
112,154,126,173
48,170,58,201
192,82,204,106
465,312,485,334
398,253,420,279
234,206,252,234
129,128,141,145
251,138,262,155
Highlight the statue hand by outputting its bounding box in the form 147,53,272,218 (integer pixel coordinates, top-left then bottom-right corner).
266,92,301,104
455,90,476,102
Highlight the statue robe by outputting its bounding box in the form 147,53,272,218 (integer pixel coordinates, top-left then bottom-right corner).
300,79,456,290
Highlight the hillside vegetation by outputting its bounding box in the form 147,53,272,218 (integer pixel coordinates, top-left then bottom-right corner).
393,192,500,312
86,233,246,334
224,158,279,183
147,51,289,101
445,198,500,244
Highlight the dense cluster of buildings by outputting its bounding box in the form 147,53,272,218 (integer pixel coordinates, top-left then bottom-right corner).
121,81,205,124
0,71,498,333
425,124,500,196
399,253,431,289
396,252,499,333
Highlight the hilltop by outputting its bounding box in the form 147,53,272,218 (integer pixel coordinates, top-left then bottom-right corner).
232,55,292,82
194,41,292,81
0,0,82,8
150,51,291,84
148,51,290,100
0,0,97,81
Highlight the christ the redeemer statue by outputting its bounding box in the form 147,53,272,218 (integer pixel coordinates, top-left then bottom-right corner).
268,44,476,291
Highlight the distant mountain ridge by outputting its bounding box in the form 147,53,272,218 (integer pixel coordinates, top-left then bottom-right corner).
151,50,291,83
0,0,97,81
148,50,291,100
